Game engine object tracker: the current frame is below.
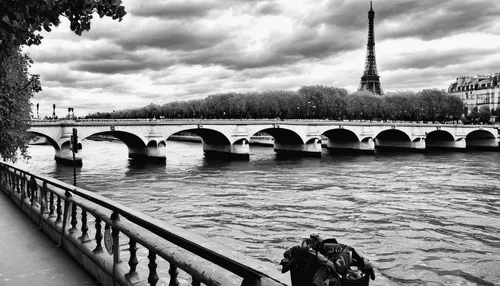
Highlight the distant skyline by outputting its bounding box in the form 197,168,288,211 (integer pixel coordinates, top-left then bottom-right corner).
24,0,500,117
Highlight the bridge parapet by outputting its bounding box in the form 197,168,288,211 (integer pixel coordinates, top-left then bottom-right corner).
0,162,286,286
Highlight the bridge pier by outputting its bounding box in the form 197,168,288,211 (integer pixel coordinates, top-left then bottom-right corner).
203,139,250,160
274,138,322,157
55,144,82,166
375,138,426,152
128,142,166,162
325,138,375,154
426,138,466,150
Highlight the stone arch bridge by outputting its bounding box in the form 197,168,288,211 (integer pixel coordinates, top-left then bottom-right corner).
29,120,499,165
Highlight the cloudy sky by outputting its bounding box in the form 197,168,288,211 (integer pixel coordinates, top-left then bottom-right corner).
25,0,500,118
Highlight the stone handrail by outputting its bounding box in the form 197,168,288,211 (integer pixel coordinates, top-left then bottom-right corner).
0,162,286,286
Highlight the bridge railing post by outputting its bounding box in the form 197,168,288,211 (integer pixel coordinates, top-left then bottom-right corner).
57,190,72,247
111,211,121,285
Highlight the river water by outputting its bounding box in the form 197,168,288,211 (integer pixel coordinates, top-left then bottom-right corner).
16,140,500,286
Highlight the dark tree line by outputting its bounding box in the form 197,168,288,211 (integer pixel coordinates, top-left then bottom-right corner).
87,86,465,122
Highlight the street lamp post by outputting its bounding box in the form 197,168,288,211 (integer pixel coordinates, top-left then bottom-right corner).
67,107,74,119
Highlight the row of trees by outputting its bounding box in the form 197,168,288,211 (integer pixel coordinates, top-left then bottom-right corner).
470,105,500,124
1,0,127,162
87,86,465,122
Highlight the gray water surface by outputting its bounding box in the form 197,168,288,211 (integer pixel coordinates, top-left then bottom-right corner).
18,140,500,285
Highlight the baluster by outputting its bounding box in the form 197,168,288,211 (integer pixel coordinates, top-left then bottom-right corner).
18,173,22,194
168,264,179,286
93,217,103,253
80,209,89,242
49,191,55,217
14,172,17,192
5,170,8,188
128,239,138,276
13,172,16,192
19,174,24,196
14,172,18,193
23,174,28,198
40,182,47,214
20,174,26,201
56,195,63,223
9,171,12,190
29,177,37,207
70,204,78,232
34,180,38,203
111,213,121,282
147,251,159,286
111,212,121,261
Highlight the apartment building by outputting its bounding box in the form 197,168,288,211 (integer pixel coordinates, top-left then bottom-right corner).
448,73,500,114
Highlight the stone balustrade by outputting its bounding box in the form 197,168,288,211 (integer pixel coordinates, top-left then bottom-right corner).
0,162,286,286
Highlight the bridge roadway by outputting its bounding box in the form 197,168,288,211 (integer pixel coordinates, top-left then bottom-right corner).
29,119,499,165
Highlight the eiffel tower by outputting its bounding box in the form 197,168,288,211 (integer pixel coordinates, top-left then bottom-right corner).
358,1,383,95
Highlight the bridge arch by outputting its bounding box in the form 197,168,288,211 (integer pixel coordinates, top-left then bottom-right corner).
167,128,231,145
84,131,147,148
426,130,455,143
321,128,376,153
375,129,411,142
251,127,321,156
323,129,360,144
466,129,498,150
28,131,59,150
81,131,167,161
424,130,463,150
147,140,167,149
374,129,425,151
167,128,248,159
252,128,304,145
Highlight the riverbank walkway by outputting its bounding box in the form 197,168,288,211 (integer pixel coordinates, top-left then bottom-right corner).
0,192,97,286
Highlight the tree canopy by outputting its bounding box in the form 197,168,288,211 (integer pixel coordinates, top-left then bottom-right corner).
0,0,126,162
86,86,464,123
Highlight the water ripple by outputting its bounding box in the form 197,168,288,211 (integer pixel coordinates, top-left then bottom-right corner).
18,141,500,285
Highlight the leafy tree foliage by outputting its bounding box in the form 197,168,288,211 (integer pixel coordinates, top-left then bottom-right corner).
1,0,126,50
87,86,464,124
478,105,491,123
0,47,40,161
0,0,126,161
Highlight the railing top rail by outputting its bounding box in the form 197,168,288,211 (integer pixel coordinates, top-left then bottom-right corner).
29,118,498,129
0,161,285,285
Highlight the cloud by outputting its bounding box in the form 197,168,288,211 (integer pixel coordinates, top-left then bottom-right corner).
378,0,500,40
114,20,229,51
129,0,224,19
22,0,500,117
383,47,498,71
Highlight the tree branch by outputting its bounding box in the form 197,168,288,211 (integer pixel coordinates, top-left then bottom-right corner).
16,77,35,93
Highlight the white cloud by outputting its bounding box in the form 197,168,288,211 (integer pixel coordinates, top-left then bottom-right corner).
24,0,500,117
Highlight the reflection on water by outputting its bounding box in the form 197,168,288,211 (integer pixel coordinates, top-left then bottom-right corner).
17,140,500,285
